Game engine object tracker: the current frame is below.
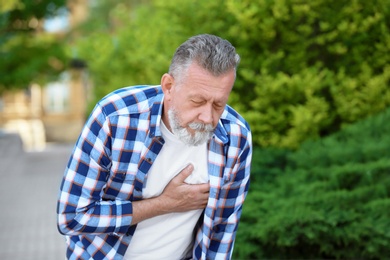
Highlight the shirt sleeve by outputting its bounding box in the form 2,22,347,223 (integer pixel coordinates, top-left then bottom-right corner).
207,129,253,259
57,104,133,236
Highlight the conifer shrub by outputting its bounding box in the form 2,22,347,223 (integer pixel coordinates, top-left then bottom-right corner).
234,108,390,259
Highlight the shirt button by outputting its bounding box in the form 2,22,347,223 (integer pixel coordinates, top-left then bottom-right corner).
146,158,152,162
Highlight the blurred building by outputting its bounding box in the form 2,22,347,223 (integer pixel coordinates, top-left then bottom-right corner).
0,0,90,151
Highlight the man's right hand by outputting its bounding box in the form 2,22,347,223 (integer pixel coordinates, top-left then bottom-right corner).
159,164,210,213
131,164,210,225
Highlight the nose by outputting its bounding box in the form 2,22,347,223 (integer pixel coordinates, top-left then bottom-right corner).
198,104,214,125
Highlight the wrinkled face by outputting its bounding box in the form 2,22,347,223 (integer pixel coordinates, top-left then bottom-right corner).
161,62,236,146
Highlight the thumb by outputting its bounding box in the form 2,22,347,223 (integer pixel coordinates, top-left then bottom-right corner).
176,164,194,182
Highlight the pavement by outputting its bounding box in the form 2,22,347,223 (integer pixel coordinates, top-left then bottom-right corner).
0,133,72,259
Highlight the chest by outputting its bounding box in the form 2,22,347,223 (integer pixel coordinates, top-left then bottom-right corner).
102,136,229,202
142,140,208,198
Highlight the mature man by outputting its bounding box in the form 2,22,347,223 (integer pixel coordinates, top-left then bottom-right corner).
57,34,252,260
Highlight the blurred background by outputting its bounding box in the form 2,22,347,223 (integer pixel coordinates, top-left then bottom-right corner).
0,0,389,259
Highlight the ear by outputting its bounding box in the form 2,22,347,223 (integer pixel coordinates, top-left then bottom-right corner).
161,73,174,99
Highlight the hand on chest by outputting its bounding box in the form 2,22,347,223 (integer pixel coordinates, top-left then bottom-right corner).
142,140,209,198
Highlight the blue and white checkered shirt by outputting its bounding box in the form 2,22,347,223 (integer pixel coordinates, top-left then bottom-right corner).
57,85,252,259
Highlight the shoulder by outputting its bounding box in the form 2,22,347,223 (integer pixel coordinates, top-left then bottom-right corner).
220,105,251,136
97,85,163,116
216,105,252,149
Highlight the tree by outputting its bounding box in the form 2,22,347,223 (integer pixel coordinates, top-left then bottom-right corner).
0,0,67,94
226,0,390,148
71,0,390,148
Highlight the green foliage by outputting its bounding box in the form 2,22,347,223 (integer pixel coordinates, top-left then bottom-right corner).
237,67,334,148
226,0,390,148
0,0,67,93
73,0,390,148
234,107,390,259
73,0,235,109
249,146,291,184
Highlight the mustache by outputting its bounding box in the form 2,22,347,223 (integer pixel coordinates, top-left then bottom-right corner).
188,122,214,132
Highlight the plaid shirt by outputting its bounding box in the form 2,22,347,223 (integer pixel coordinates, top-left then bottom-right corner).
57,85,252,260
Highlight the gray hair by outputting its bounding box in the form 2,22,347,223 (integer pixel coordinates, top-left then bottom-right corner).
168,34,240,80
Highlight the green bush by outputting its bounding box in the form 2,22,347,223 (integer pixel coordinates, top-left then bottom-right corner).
227,0,390,148
74,0,390,148
234,107,390,259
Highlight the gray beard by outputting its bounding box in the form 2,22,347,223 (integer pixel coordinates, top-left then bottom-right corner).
168,109,214,146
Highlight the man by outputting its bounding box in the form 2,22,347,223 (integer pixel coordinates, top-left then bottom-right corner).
57,34,252,260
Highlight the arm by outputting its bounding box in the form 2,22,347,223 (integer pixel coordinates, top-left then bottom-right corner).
207,131,252,259
57,104,133,236
57,105,209,236
58,160,209,235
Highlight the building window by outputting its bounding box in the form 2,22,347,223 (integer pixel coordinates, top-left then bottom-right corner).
44,79,70,113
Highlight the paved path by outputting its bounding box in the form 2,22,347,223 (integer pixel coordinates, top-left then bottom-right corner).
0,133,72,259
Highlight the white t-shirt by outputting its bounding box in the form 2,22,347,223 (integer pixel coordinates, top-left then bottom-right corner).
124,120,209,260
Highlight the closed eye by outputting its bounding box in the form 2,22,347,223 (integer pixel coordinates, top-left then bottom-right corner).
191,99,206,106
213,103,225,110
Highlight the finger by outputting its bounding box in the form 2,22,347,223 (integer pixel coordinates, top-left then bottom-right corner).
196,183,210,193
199,192,210,200
175,164,194,182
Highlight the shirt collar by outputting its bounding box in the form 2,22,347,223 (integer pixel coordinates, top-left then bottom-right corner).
214,120,229,144
148,87,164,138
